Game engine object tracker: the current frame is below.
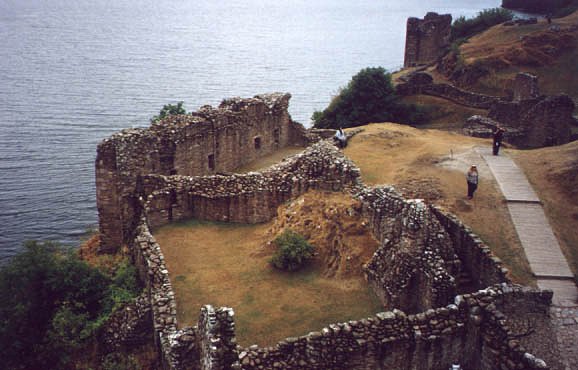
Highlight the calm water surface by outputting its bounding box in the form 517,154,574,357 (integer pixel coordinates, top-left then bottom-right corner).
0,0,501,259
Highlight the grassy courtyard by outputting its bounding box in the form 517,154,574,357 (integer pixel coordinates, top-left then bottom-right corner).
153,219,382,347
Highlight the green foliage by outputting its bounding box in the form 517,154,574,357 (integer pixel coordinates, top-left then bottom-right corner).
0,241,140,370
101,352,140,370
451,8,513,40
270,230,315,271
151,101,187,122
312,67,427,128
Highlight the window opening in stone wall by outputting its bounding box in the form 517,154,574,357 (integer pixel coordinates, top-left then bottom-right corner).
254,137,261,150
274,128,280,144
208,154,215,171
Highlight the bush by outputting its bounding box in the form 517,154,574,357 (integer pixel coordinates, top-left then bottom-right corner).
151,101,186,122
0,241,140,370
270,230,315,271
451,8,513,40
312,67,426,129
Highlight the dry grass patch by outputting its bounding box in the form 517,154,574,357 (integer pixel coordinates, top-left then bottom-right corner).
344,124,535,285
153,192,383,347
513,141,578,275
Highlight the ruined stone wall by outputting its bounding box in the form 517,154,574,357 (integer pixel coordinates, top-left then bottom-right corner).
96,93,307,252
396,72,503,109
357,186,459,314
404,13,452,68
141,141,360,230
431,206,510,289
513,72,540,102
488,94,575,148
123,175,549,370
237,285,551,370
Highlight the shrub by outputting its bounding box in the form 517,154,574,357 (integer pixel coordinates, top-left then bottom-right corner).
0,241,140,370
151,101,186,122
312,67,426,129
451,8,513,40
270,230,315,271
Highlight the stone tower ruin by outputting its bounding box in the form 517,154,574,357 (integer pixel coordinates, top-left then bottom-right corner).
404,12,452,68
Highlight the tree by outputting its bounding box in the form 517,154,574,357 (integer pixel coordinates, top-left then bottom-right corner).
0,241,140,370
312,67,426,128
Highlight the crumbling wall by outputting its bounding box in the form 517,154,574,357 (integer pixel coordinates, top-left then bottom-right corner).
488,93,575,148
358,186,459,313
238,285,551,370
96,93,308,252
431,206,509,289
404,13,452,68
396,72,503,109
141,141,360,229
397,72,576,148
513,72,540,102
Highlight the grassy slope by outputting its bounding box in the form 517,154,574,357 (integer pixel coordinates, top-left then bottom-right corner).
458,11,578,104
344,124,534,285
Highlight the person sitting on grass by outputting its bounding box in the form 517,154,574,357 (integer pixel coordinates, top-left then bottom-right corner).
334,128,347,148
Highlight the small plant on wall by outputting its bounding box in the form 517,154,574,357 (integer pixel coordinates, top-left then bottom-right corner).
270,229,315,271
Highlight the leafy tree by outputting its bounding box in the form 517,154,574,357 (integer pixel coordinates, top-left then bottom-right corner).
270,229,315,271
451,8,513,40
151,101,187,122
0,241,140,370
312,67,427,129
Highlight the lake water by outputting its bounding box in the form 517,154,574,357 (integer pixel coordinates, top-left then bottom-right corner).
0,0,501,259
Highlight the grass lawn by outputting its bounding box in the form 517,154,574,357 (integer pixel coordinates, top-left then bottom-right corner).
153,219,383,347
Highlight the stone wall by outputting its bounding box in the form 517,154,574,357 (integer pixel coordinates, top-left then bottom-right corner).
96,93,553,368
140,141,360,229
404,12,452,68
357,186,459,313
431,206,510,289
513,72,540,102
396,72,503,109
488,94,575,148
238,285,550,370
96,93,308,252
397,72,576,148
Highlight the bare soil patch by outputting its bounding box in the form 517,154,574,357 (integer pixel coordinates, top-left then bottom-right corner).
344,124,534,285
153,191,382,347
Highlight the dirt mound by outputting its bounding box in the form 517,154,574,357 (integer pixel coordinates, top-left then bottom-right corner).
264,191,379,279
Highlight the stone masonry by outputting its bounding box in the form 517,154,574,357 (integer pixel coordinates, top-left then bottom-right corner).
95,93,308,252
404,12,452,68
95,94,556,369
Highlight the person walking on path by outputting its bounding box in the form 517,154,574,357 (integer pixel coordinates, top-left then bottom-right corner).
466,165,479,199
493,125,505,155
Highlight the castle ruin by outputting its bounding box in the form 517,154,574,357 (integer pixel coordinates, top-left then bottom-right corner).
95,94,555,370
404,12,452,68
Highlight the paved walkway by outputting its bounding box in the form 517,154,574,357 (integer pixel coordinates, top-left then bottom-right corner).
477,146,578,370
478,146,577,305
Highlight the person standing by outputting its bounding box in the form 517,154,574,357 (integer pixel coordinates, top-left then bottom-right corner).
493,125,505,155
466,165,479,199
